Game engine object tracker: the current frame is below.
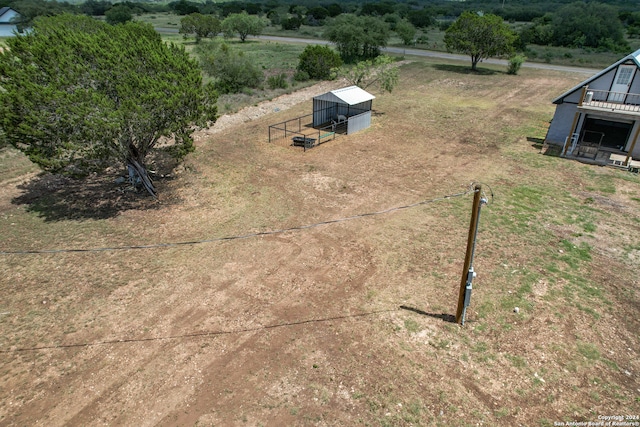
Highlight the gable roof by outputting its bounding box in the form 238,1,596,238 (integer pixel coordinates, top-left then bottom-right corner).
0,7,18,23
314,86,375,105
552,48,640,104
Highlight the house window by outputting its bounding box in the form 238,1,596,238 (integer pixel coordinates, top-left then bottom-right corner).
616,67,634,86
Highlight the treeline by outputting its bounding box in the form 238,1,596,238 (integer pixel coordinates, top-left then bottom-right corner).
1,0,639,53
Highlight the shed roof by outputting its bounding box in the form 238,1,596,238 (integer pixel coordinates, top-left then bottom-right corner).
552,48,640,104
314,86,375,105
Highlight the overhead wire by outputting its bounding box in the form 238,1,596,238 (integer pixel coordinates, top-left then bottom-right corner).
0,183,488,352
0,183,479,255
0,308,398,353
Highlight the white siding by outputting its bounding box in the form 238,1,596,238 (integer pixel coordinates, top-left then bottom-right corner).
0,25,16,36
347,111,371,135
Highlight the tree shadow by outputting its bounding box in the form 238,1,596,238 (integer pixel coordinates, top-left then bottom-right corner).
399,305,457,323
432,64,499,75
12,171,167,222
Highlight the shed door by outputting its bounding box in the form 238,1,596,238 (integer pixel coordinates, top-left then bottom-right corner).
608,65,635,102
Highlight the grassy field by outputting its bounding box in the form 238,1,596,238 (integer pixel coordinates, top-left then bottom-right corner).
134,11,182,29
1,54,639,426
134,11,640,71
152,30,633,116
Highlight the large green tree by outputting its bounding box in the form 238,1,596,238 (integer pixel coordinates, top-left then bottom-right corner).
170,0,200,16
550,2,628,51
520,3,628,52
297,45,342,80
196,42,263,94
105,4,133,25
0,15,217,197
179,12,221,43
324,14,390,62
221,12,265,42
395,19,417,46
80,0,111,16
407,8,435,29
444,11,516,71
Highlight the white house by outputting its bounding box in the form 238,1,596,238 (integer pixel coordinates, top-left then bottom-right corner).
545,49,640,165
0,7,19,37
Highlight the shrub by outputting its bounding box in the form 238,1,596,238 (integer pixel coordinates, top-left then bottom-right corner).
439,21,452,31
197,43,263,94
0,128,6,149
293,70,310,82
267,73,288,89
281,17,301,31
297,45,342,80
507,54,526,75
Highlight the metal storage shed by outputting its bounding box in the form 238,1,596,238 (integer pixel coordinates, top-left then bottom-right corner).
312,86,375,134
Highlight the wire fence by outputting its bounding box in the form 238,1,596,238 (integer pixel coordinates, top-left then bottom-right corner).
268,112,341,151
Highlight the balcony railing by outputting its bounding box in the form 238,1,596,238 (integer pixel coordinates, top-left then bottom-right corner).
581,89,640,113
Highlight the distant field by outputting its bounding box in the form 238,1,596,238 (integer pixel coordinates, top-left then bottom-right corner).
137,12,640,71
4,12,637,71
134,12,181,28
141,12,633,115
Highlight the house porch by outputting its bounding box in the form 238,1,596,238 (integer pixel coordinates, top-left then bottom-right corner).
561,135,640,172
560,86,640,169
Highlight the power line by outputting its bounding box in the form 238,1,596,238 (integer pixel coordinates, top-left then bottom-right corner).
0,185,477,255
0,308,397,353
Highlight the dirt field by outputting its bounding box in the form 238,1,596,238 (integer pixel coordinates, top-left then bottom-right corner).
1,59,639,426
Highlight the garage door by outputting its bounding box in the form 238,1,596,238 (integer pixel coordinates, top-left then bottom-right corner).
583,118,632,151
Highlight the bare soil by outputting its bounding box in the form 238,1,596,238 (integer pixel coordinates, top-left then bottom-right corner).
1,60,639,427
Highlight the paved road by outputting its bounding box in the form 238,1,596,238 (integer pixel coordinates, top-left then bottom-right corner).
254,35,600,76
156,28,599,77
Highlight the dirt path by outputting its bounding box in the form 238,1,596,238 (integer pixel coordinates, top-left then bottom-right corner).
196,79,348,141
196,59,413,141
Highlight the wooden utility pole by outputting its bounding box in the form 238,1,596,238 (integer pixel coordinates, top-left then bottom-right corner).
456,184,485,325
